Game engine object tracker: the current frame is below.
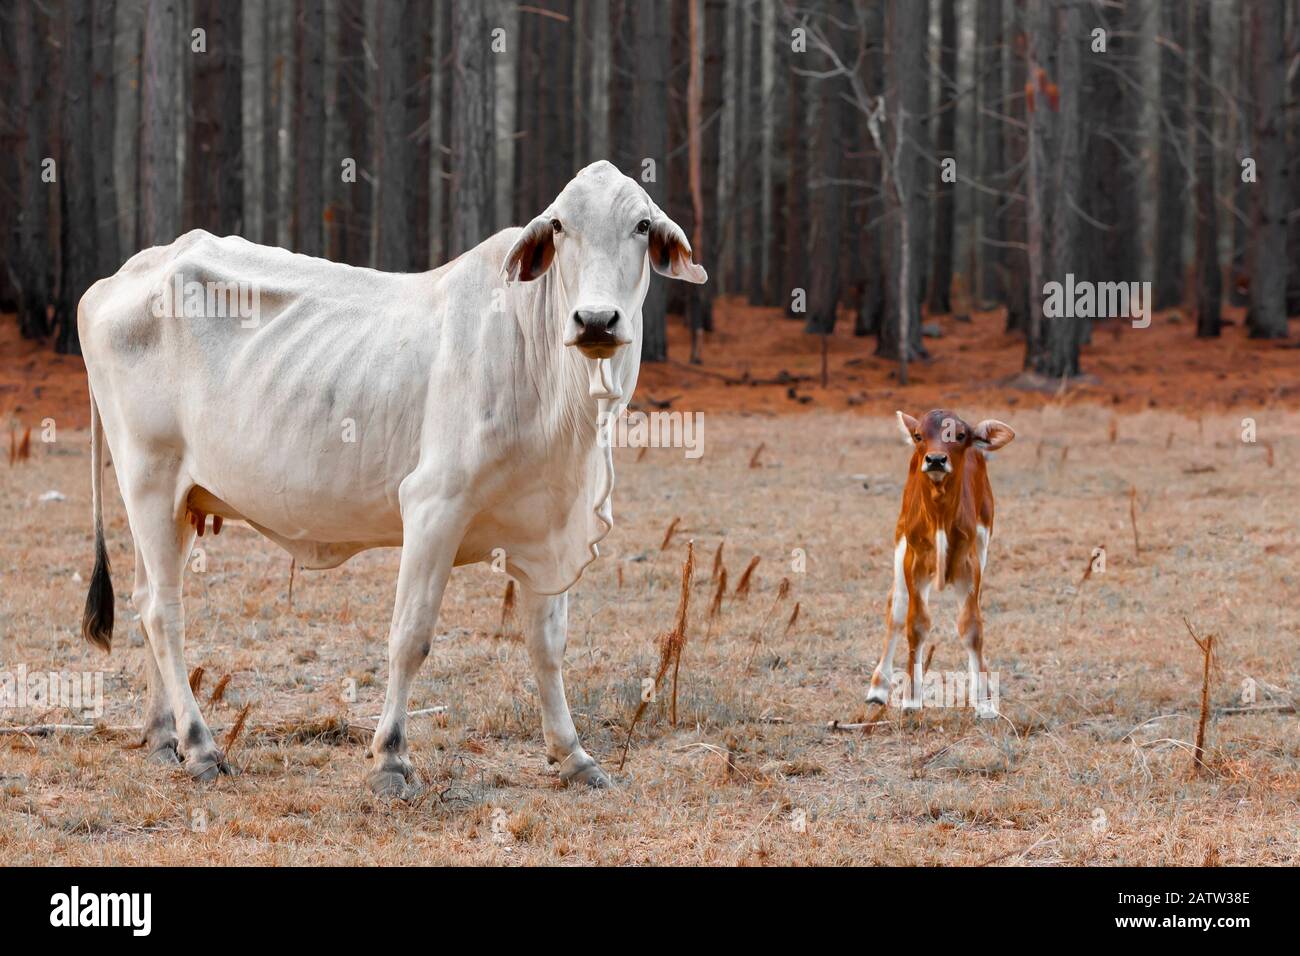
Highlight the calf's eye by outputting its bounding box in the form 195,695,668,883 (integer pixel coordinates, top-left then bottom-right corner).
913,433,921,442
636,219,650,235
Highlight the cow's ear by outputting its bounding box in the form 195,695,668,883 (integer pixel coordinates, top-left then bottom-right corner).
973,419,1015,451
502,216,556,283
648,215,707,284
896,411,921,448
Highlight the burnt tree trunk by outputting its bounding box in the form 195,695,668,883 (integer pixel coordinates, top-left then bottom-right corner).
1004,0,1030,333
804,0,850,336
143,0,181,247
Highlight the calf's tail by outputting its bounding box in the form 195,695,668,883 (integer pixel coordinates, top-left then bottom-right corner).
81,386,114,653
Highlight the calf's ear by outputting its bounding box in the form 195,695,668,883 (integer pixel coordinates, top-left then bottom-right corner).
502,216,556,282
973,419,1015,451
896,411,921,448
648,209,707,284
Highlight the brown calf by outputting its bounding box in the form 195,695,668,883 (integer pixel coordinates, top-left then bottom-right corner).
866,409,1015,715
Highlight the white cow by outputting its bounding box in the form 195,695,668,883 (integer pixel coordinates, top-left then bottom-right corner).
78,161,706,796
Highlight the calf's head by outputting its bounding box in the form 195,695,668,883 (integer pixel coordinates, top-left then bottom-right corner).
502,161,707,359
896,409,1015,484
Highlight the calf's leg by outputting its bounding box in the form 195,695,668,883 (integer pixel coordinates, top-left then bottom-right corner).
957,579,997,717
867,539,909,706
518,586,610,788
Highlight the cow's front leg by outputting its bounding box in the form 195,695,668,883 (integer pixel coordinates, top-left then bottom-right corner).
518,585,611,788
366,498,459,799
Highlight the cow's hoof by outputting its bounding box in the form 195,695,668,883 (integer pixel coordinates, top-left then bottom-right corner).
146,742,181,766
185,751,235,782
560,755,613,790
366,768,412,800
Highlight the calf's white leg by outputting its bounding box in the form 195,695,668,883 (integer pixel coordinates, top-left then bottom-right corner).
518,586,610,788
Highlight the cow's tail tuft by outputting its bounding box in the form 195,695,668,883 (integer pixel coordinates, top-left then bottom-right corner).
81,387,113,653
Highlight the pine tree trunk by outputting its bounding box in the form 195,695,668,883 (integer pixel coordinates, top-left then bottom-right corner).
449,0,494,258
684,0,725,358
637,0,670,362
15,0,52,339
803,0,849,336
91,0,120,278
143,0,181,247
375,0,409,268
927,0,957,315
58,0,96,352
1153,0,1188,311
294,0,325,256
1004,0,1030,333
1191,0,1220,337
1246,0,1287,338
975,0,1004,306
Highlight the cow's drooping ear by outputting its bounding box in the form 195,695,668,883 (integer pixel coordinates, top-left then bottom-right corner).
647,211,707,284
973,419,1015,451
502,216,556,283
896,411,921,448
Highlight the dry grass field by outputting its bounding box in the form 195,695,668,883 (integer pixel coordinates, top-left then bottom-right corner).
1,402,1297,865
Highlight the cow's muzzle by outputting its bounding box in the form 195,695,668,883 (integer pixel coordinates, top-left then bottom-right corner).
922,453,951,480
566,308,629,359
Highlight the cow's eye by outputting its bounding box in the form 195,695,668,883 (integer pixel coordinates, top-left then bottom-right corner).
550,218,563,234
635,219,650,236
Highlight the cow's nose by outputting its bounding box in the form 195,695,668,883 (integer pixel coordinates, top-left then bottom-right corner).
574,309,619,333
924,453,949,469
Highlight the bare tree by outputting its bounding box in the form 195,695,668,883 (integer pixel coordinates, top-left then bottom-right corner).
294,0,324,256
374,0,408,269
92,0,120,278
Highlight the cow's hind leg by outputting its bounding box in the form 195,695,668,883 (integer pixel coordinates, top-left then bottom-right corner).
518,586,610,788
121,468,230,780
133,548,179,765
366,496,460,799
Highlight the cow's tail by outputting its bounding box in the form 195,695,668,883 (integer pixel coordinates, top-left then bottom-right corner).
81,387,114,653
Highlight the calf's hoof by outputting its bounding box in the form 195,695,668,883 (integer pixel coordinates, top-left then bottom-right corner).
559,754,613,789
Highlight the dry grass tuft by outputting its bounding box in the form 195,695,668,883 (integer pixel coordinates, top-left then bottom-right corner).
208,674,231,707
188,666,204,696
619,541,694,768
495,580,518,640
660,516,681,550
222,703,254,759
735,555,760,599
710,540,725,583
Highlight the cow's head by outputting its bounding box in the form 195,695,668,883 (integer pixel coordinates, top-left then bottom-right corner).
896,409,1015,483
502,160,707,359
